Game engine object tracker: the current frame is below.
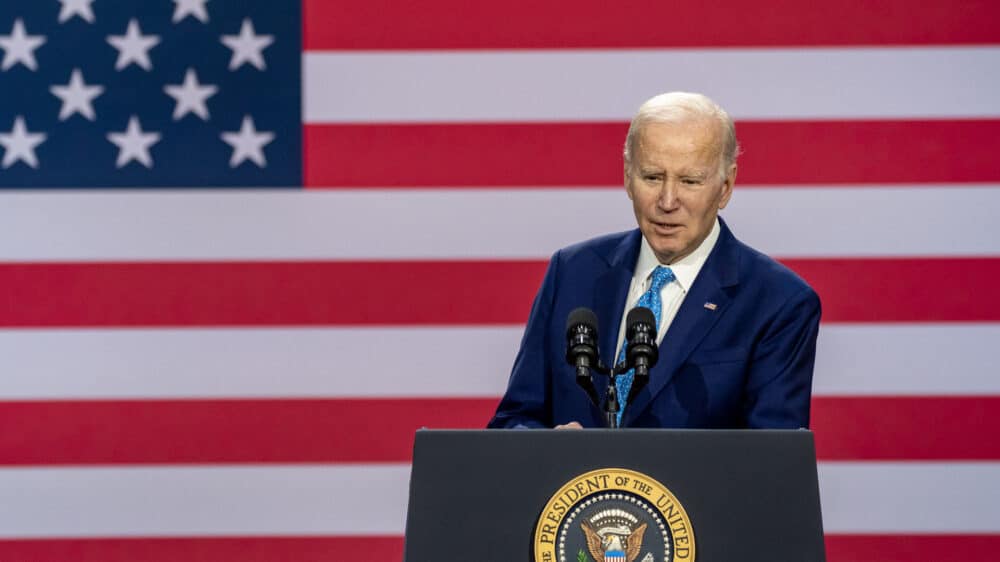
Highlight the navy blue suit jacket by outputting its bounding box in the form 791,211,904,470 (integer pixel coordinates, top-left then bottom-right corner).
488,219,821,429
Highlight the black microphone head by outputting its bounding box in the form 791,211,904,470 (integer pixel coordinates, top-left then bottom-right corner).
566,307,598,336
626,306,656,334
566,307,599,369
626,306,659,371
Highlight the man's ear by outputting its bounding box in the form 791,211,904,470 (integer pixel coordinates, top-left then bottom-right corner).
624,164,635,201
718,163,736,209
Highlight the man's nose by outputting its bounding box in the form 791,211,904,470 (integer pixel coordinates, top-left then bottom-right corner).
657,181,680,210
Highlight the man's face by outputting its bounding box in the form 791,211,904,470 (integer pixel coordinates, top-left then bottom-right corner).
625,119,735,264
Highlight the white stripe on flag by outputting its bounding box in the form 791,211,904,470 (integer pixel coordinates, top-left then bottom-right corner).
0,327,518,399
303,48,1000,122
1,462,998,537
0,464,412,538
1,324,998,399
818,462,1000,533
0,187,998,261
813,324,1000,396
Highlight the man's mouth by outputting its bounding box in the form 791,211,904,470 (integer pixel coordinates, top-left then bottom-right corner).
652,222,682,233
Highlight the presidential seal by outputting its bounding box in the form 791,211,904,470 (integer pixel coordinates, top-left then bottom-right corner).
533,468,695,562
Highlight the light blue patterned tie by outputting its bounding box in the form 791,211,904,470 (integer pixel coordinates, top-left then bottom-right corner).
615,265,674,425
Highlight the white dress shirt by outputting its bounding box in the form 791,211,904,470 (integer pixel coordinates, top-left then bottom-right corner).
613,218,722,361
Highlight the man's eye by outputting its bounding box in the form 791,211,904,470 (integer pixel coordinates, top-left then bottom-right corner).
644,175,660,182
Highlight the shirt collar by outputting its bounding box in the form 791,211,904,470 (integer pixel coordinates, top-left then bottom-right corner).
635,218,721,293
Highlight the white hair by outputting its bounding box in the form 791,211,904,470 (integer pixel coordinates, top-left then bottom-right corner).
623,92,740,180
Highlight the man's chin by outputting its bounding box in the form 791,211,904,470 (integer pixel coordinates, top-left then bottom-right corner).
646,229,681,247
649,242,684,264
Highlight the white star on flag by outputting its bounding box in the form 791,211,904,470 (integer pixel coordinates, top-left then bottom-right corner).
221,115,274,168
107,116,161,169
164,68,218,121
50,69,104,121
221,18,274,71
0,116,46,169
173,0,211,23
58,0,97,24
0,19,46,71
107,19,161,71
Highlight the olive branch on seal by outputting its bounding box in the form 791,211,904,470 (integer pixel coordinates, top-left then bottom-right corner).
577,549,589,562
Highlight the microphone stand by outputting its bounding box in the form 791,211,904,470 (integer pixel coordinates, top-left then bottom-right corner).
604,367,621,429
579,360,628,429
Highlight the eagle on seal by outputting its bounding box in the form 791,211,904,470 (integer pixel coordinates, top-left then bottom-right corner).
581,520,647,562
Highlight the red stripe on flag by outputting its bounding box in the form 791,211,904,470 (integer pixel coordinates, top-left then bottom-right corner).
0,536,404,562
0,258,998,327
2,535,998,562
0,398,499,465
3,397,1000,465
304,122,627,188
813,397,1000,460
303,0,1000,50
0,261,544,327
825,534,1000,562
784,258,1000,323
303,120,1000,187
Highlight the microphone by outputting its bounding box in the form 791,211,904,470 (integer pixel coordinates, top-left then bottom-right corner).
624,306,659,405
565,307,601,408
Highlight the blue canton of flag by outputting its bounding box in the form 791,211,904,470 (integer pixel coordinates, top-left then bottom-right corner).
0,0,301,188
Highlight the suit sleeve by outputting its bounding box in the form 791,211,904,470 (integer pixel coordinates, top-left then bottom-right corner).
742,286,822,429
486,250,561,429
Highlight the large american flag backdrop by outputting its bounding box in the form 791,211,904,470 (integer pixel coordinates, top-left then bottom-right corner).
1,1,998,560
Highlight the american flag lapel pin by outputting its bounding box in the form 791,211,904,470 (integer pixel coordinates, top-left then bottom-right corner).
704,302,718,311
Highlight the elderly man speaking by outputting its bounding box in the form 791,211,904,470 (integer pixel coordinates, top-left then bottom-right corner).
488,92,821,430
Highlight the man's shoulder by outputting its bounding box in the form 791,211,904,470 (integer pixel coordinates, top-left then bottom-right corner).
731,234,817,299
555,229,638,264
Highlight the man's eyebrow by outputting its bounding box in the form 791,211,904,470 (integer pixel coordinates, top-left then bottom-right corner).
677,167,710,176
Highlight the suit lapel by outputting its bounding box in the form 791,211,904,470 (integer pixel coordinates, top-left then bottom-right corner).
622,220,742,425
593,230,641,376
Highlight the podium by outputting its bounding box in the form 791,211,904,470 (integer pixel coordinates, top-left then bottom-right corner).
404,429,825,562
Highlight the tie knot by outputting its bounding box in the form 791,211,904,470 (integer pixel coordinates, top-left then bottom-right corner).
649,266,675,292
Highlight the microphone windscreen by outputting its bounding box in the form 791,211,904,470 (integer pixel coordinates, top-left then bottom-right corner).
626,306,656,331
567,307,598,333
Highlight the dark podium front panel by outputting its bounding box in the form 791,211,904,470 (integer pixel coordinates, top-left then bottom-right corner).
404,429,825,562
